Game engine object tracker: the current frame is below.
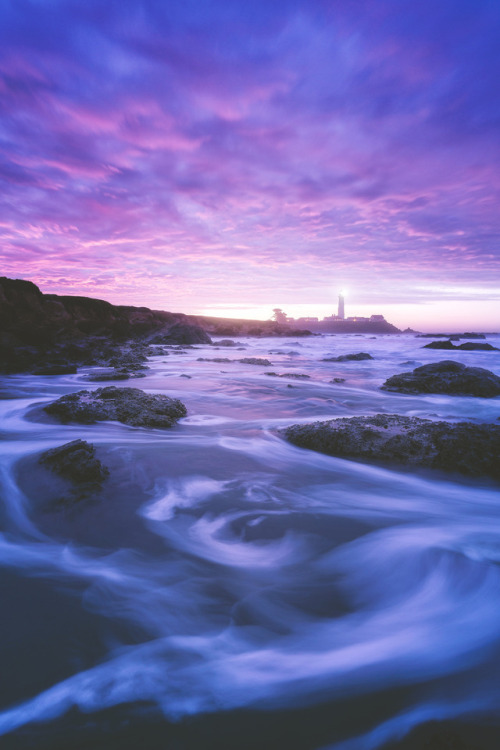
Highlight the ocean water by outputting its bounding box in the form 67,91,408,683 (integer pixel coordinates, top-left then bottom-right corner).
0,333,500,749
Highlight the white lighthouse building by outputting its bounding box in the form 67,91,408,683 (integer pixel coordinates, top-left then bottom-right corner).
338,293,345,319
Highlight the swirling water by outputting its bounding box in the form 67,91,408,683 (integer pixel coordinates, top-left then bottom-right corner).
1,334,500,749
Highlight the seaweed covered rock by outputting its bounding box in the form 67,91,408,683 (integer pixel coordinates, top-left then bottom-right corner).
381,360,500,397
281,415,500,479
39,439,109,484
44,386,187,428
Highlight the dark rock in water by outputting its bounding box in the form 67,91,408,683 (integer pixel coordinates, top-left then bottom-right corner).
422,340,456,350
458,342,499,351
84,369,132,382
423,340,498,351
33,364,78,375
160,323,212,345
264,371,310,379
322,352,373,362
44,386,187,428
238,358,272,366
106,352,148,370
213,339,239,347
330,378,346,383
417,332,486,339
197,357,232,363
281,415,500,480
39,440,109,484
382,360,500,398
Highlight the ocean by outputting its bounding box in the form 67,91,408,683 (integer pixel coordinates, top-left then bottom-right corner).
1,333,499,749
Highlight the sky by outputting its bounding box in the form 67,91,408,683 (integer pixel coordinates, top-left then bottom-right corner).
0,0,499,331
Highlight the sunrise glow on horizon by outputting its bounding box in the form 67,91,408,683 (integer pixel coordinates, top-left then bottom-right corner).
1,0,499,331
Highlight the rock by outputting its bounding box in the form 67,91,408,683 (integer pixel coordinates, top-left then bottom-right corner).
381,360,500,397
280,415,500,480
162,323,212,345
458,342,499,351
322,352,373,362
423,340,498,351
106,352,149,370
422,340,456,350
44,386,187,428
264,372,310,379
417,332,486,339
238,358,272,366
33,364,78,375
39,439,109,484
84,369,132,381
213,339,239,347
462,332,486,339
197,357,232,363
330,378,346,383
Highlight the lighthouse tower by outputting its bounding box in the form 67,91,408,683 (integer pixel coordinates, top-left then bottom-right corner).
338,293,345,319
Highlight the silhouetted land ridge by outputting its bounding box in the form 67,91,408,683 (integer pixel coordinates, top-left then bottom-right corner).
0,277,405,373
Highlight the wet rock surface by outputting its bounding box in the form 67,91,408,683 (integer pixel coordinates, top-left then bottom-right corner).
44,386,187,428
281,414,500,479
39,440,109,484
322,352,373,362
382,360,500,397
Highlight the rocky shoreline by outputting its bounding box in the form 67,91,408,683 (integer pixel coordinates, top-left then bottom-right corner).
0,277,314,374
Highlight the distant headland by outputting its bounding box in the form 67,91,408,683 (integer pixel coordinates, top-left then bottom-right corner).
0,277,402,373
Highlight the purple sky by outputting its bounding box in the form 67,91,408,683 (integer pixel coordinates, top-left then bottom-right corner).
1,0,499,330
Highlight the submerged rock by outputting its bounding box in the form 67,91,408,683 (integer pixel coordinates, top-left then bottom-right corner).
39,439,109,484
281,415,500,480
322,352,373,362
381,360,500,397
44,386,187,428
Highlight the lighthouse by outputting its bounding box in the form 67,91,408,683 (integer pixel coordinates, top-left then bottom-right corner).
338,292,345,319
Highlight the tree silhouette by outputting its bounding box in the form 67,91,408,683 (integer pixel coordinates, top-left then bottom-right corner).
272,308,288,324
